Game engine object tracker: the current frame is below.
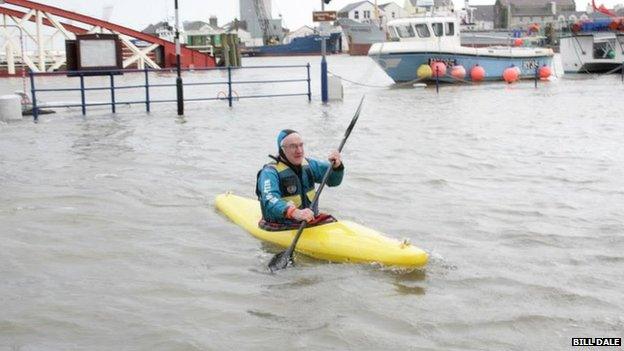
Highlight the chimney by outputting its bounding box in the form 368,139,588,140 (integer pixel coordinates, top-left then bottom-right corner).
209,15,218,28
551,1,556,14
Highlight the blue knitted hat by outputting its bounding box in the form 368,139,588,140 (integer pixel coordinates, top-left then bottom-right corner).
276,129,297,150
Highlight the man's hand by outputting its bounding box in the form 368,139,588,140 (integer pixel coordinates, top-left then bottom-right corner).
328,150,342,169
292,208,315,222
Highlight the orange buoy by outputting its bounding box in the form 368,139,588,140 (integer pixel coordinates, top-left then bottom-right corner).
470,64,486,81
513,38,524,47
503,66,519,83
538,65,552,79
451,65,466,80
430,61,447,77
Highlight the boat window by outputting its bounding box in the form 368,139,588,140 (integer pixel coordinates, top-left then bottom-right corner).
396,24,416,38
432,23,443,37
415,23,431,38
388,26,399,40
593,41,615,59
445,22,455,36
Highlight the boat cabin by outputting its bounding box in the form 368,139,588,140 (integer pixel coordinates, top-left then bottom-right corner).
386,16,461,45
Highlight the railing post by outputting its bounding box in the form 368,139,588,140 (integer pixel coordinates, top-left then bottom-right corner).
307,63,311,102
29,70,38,122
144,68,151,113
621,61,623,83
228,66,233,107
79,74,86,116
435,66,439,94
535,65,539,89
110,72,116,113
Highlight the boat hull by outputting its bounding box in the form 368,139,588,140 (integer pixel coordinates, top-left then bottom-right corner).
560,34,624,73
338,18,386,56
242,33,342,57
369,51,554,83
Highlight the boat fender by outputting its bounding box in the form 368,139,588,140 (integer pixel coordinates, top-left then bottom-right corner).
503,66,519,83
430,61,447,78
417,64,433,79
539,65,552,79
470,64,486,82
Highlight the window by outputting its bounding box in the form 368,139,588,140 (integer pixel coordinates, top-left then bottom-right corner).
432,23,443,36
364,10,370,19
388,26,399,40
593,41,615,59
354,10,359,19
445,22,455,36
396,24,416,38
392,12,396,18
415,23,431,37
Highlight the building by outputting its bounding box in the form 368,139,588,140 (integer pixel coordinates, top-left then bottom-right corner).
239,0,283,45
470,5,495,30
338,1,408,26
184,21,224,48
493,0,576,29
404,0,455,14
378,2,410,25
337,1,382,24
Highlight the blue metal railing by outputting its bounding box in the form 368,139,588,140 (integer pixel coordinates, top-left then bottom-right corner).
29,64,312,121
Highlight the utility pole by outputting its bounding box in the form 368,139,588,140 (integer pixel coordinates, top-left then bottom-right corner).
174,0,184,116
321,0,329,103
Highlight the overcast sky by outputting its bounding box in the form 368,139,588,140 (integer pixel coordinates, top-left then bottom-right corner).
6,0,620,31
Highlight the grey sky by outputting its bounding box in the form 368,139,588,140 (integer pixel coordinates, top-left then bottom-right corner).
6,0,618,31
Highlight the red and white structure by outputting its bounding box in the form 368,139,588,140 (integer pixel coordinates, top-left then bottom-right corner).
0,0,215,76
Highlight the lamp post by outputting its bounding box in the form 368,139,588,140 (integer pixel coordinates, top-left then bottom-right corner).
320,0,329,103
174,0,184,116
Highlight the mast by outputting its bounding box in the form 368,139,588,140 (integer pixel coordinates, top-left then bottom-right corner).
374,0,382,30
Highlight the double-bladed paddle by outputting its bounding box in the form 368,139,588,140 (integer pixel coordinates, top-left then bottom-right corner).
268,96,365,272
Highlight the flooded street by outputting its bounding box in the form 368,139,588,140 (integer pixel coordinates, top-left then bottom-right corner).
1,55,623,350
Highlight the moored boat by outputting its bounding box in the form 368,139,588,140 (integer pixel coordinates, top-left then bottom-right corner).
242,32,342,57
368,15,555,83
338,18,387,56
559,18,624,73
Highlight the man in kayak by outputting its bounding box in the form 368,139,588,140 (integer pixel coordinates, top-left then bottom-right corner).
256,129,344,230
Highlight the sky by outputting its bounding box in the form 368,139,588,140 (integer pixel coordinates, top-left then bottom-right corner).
4,0,623,32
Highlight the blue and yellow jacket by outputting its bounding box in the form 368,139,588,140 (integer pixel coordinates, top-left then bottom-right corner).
256,157,344,222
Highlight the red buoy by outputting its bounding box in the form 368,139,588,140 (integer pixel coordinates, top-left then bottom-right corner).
513,38,524,47
538,65,552,79
470,64,485,81
451,65,466,80
430,61,447,77
503,66,519,83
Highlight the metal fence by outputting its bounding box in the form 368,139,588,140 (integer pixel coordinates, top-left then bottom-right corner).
29,64,312,121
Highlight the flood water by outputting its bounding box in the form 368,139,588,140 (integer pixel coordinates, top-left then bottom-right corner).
1,55,623,350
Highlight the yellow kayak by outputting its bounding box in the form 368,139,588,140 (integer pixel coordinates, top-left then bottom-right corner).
215,193,428,268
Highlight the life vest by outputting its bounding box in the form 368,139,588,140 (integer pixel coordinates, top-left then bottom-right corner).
256,158,317,214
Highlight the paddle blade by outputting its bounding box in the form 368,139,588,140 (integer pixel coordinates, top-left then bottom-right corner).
268,250,292,272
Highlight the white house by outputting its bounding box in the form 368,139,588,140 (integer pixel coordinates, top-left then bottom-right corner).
378,2,409,25
338,1,409,25
404,0,455,14
337,1,381,24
